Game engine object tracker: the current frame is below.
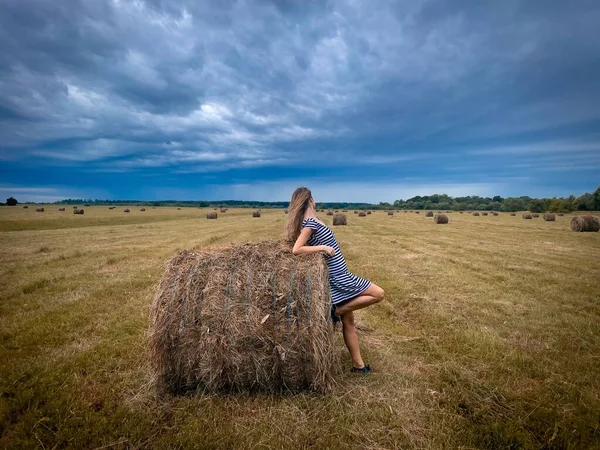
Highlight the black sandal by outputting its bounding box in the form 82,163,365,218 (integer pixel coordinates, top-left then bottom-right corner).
351,365,372,374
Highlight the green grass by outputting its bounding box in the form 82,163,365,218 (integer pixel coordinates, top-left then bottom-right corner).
1,207,599,449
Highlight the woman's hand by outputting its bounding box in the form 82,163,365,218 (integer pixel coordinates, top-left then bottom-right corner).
321,246,335,257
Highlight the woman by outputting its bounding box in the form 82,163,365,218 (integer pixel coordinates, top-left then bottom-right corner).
287,187,385,374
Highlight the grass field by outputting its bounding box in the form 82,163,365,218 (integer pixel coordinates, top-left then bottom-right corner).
1,206,599,449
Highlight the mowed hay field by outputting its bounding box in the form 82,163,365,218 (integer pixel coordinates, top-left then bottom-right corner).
1,207,599,449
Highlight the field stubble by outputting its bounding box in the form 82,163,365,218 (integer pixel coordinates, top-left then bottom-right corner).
0,207,599,449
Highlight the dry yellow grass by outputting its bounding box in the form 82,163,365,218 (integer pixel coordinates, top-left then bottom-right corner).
1,206,599,449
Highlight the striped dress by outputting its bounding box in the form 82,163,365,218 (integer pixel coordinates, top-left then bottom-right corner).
302,217,372,305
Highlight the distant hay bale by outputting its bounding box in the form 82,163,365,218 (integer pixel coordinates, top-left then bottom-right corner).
482,212,488,216
522,213,532,219
425,211,433,217
23,206,28,209
492,212,498,216
570,215,600,232
84,204,90,207
149,240,338,394
334,210,339,213
434,214,448,224
543,213,555,221
58,208,65,211
72,206,78,209
342,210,348,212
415,211,420,214
358,212,366,217
73,208,84,215
391,240,398,244
558,213,564,216
140,208,146,212
36,208,44,212
284,209,289,214
326,210,333,216
353,211,358,214
220,209,227,213
109,206,116,210
367,211,372,215
510,213,516,216
124,208,131,213
532,214,539,218
460,212,464,214
177,208,181,210
332,214,347,226
252,210,261,218
472,212,480,216
207,212,218,219
387,211,393,216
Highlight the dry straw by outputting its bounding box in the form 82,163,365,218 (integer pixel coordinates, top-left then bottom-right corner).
543,213,555,221
332,214,347,226
149,240,338,394
522,213,533,219
570,215,600,232
206,212,218,219
434,214,448,224
252,211,261,218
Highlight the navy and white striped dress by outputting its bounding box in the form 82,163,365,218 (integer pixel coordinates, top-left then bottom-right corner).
302,217,372,305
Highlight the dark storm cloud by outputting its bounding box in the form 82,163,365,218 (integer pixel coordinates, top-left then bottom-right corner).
0,0,599,194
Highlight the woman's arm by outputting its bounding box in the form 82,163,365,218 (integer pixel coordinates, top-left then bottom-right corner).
292,227,334,256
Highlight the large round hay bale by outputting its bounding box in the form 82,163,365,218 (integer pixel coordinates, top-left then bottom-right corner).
58,208,66,211
522,213,532,219
140,208,146,212
124,208,131,213
84,204,90,207
472,212,480,216
510,213,516,216
387,211,393,216
207,212,218,219
23,206,28,209
342,210,348,212
72,206,78,209
434,214,448,224
358,212,366,217
532,214,539,218
570,215,600,232
492,212,498,216
482,212,488,216
332,214,347,226
415,211,419,214
252,210,261,218
353,211,358,214
558,213,564,216
36,208,44,212
220,209,227,213
73,208,84,215
177,207,181,210
326,210,333,216
149,241,338,394
284,209,289,214
425,211,433,217
367,211,372,215
109,206,116,210
459,211,463,214
543,213,555,221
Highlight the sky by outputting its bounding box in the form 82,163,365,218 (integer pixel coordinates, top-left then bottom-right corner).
1,0,599,203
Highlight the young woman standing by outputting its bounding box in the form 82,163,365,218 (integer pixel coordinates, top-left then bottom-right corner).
287,187,384,373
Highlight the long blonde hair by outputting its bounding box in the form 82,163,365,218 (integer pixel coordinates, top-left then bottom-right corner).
286,186,312,243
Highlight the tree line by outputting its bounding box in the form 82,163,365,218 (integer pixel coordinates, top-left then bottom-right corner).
4,186,599,212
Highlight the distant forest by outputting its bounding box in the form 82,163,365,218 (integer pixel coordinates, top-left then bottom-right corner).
6,186,600,212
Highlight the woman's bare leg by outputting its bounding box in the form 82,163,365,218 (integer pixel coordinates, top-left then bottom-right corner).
341,312,364,368
335,283,384,317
